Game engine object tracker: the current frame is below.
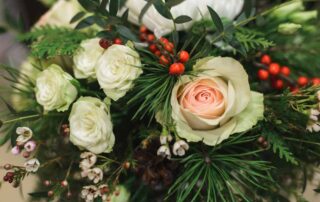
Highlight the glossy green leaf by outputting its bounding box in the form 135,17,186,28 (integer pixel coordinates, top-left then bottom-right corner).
70,11,85,23
109,0,119,16
117,25,139,41
75,16,95,30
207,6,224,33
174,15,192,24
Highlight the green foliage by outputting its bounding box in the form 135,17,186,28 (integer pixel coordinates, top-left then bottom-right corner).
167,133,275,202
234,27,275,53
19,26,91,59
264,130,298,165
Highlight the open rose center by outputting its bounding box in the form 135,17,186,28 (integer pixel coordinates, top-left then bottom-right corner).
179,79,227,119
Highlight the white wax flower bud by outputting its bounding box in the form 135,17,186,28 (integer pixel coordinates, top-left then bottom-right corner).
269,1,304,20
159,135,173,145
157,145,171,159
172,140,189,156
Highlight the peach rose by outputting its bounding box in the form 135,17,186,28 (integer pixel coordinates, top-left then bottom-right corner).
171,57,264,146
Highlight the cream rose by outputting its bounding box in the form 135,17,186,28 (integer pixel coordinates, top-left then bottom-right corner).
36,0,81,27
171,57,264,146
96,45,142,101
69,97,115,154
35,64,78,112
125,0,244,36
73,38,104,79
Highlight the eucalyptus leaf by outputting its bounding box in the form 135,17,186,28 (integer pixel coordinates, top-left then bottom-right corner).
75,16,95,30
165,0,185,8
117,25,139,41
78,0,99,12
174,15,192,24
139,0,157,22
70,11,85,23
154,0,172,19
96,31,117,39
109,0,119,16
243,0,253,17
207,6,224,33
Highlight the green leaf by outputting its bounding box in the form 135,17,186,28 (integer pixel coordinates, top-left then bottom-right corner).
116,25,139,41
75,16,95,30
174,15,192,24
29,192,49,198
139,0,157,22
70,11,85,23
153,0,172,19
314,188,320,193
243,0,253,17
96,31,116,39
207,6,224,33
109,0,119,16
165,0,185,8
99,0,109,14
0,26,6,34
78,0,99,12
121,8,129,21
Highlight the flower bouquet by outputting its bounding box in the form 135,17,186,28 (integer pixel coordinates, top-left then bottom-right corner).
1,0,320,201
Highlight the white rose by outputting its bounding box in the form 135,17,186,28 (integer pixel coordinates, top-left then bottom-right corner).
73,38,104,79
69,97,115,154
125,0,244,36
171,57,264,146
35,64,78,112
96,45,142,101
36,0,81,27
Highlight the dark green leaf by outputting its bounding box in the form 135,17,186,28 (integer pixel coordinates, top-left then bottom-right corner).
78,0,99,12
75,16,95,30
0,26,6,34
139,0,157,22
70,11,85,23
105,16,122,26
121,9,129,21
96,31,117,39
154,1,172,19
109,0,120,16
0,97,16,114
243,0,253,17
29,192,49,198
207,6,224,33
314,189,320,193
116,25,139,41
165,0,185,8
174,15,192,24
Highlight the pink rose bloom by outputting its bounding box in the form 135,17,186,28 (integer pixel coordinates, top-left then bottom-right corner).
170,57,264,146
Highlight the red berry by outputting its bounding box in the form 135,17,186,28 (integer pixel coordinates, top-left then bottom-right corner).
169,63,185,75
113,38,122,45
290,86,299,93
6,172,14,177
164,42,174,53
140,33,147,42
257,69,269,80
312,78,320,86
273,79,284,90
297,76,308,86
159,55,170,65
280,66,290,76
3,175,9,181
261,54,271,65
154,50,161,57
147,34,155,42
149,44,158,53
268,63,280,75
139,25,148,33
99,39,110,49
22,151,30,158
159,37,169,44
179,51,190,63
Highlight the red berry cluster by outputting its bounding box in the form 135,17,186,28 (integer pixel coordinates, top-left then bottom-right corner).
99,38,123,49
139,25,190,76
257,54,320,91
3,171,15,183
44,179,71,198
2,166,22,188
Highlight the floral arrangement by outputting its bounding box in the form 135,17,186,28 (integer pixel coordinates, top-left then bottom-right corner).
1,0,320,201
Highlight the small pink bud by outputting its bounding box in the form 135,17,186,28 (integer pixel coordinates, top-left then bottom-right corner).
11,146,20,155
61,180,68,187
43,180,51,186
24,140,37,152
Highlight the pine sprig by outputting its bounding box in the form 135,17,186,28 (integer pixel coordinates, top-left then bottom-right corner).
234,27,275,53
19,26,91,59
264,131,298,165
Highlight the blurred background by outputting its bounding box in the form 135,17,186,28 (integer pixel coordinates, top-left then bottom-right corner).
0,0,320,201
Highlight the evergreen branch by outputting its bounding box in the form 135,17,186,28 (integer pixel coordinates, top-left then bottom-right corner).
19,26,92,59
264,131,298,165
